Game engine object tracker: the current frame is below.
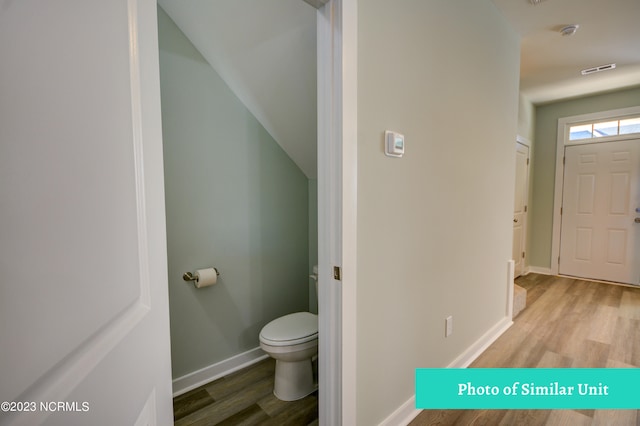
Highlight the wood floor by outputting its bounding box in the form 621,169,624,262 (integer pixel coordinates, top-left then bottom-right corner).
173,358,318,426
174,274,639,425
411,273,640,426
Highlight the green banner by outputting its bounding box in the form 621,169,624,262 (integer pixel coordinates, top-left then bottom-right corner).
416,368,640,409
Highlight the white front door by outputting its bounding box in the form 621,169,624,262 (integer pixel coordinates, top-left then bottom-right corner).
512,142,529,278
559,139,640,285
0,1,173,425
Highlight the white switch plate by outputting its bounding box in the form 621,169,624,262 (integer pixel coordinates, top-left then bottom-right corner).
445,315,453,337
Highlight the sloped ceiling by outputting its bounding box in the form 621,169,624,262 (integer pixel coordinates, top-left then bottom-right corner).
160,0,640,178
158,0,318,178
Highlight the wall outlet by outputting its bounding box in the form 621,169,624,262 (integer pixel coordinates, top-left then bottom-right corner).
445,315,453,337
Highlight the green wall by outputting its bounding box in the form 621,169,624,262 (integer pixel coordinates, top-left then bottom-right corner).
158,7,309,379
530,86,640,269
308,179,318,314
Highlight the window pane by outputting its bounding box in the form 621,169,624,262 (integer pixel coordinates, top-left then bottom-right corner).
619,117,640,135
593,120,618,137
569,124,593,140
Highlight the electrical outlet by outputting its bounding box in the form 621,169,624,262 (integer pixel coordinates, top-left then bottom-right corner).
445,316,453,337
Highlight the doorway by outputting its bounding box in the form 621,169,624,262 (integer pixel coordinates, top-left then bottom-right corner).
156,1,348,423
551,106,640,285
512,140,530,278
559,139,640,284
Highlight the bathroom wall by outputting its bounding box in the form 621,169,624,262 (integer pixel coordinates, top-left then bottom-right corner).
158,7,309,379
356,0,520,423
529,86,640,269
308,179,318,314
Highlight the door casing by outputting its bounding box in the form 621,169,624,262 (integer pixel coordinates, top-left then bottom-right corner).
513,138,530,278
551,106,640,277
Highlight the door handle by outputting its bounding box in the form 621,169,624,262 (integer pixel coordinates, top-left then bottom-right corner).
513,218,518,223
635,218,640,223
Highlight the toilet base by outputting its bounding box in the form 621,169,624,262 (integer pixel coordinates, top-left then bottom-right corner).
273,358,318,401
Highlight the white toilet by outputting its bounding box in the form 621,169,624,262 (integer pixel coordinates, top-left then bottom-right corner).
259,267,319,401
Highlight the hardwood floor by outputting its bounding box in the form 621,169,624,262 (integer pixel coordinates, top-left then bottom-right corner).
411,273,640,426
174,274,639,425
173,358,318,426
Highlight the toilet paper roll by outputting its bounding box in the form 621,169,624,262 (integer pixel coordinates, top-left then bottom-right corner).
194,268,218,288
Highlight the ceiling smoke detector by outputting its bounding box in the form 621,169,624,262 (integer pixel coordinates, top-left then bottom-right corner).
560,25,579,36
581,64,617,76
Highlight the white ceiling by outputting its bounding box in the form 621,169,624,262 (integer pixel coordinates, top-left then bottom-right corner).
491,0,640,105
160,0,640,180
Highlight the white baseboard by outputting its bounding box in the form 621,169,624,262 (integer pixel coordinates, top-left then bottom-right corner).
378,316,513,426
172,347,268,397
446,316,513,368
526,266,552,275
378,396,421,426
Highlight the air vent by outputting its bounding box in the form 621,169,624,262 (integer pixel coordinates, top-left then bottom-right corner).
529,0,547,4
560,25,579,36
581,63,617,76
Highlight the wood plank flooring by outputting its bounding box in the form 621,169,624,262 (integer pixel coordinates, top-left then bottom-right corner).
410,273,640,426
173,358,318,426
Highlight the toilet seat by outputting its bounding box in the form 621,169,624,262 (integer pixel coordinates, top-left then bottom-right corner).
259,312,318,347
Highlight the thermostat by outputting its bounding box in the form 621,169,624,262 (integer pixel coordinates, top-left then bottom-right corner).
385,131,405,158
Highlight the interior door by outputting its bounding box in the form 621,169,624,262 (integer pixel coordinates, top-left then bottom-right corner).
559,139,640,285
512,143,529,278
0,1,173,425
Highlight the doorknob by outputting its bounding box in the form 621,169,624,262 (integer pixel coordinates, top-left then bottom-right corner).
513,218,518,223
635,218,640,223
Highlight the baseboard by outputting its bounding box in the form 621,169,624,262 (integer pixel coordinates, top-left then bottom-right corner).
526,266,552,275
172,347,268,397
378,396,420,426
378,316,513,426
446,316,513,368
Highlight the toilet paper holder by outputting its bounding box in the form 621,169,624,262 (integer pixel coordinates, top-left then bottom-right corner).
183,268,220,282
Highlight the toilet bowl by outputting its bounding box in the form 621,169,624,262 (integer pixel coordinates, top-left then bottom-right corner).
259,311,318,401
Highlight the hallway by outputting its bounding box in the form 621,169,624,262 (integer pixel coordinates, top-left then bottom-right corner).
411,274,640,425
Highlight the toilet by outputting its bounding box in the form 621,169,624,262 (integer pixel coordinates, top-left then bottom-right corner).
259,267,319,401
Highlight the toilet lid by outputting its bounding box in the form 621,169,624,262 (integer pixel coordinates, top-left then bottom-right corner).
260,312,318,346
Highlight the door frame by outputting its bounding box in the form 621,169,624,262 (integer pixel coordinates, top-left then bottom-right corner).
551,105,640,275
317,0,357,424
514,136,530,278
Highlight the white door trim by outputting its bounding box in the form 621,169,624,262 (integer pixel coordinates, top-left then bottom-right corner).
514,135,530,278
339,1,357,425
551,106,640,275
317,0,357,424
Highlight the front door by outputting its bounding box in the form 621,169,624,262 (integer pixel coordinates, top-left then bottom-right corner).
559,139,640,285
512,142,529,278
0,1,173,424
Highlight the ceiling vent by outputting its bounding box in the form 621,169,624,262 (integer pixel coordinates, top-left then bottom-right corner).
581,64,617,76
529,0,547,4
560,25,579,36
